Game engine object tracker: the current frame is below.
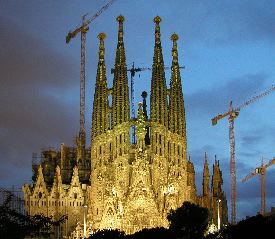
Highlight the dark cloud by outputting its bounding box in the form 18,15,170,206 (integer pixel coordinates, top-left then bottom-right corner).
185,73,268,118
0,17,79,187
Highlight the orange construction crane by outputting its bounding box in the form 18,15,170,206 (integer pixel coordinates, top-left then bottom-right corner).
211,85,275,224
241,158,275,215
66,0,117,149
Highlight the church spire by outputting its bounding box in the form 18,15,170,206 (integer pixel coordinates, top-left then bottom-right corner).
150,16,168,126
91,32,109,139
111,15,130,127
168,33,187,138
212,156,223,198
203,152,210,196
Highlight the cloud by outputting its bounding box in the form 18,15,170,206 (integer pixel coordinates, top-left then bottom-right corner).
0,17,79,187
185,73,268,118
167,0,275,46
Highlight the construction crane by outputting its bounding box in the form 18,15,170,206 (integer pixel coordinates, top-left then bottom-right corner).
211,85,275,224
66,0,117,149
111,63,184,144
241,158,275,215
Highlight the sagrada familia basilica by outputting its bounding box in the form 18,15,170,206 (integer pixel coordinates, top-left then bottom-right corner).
22,16,228,238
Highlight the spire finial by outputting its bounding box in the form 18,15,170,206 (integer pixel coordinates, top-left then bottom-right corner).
97,32,106,62
154,16,162,43
171,33,179,63
153,16,162,24
116,15,125,23
116,15,125,44
98,32,106,41
204,152,208,162
171,33,179,42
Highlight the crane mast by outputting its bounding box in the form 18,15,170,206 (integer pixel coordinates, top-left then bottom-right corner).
228,101,237,224
79,16,88,149
211,85,275,224
66,0,117,157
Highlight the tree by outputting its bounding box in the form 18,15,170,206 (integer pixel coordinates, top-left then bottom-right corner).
208,214,275,239
90,229,126,239
127,227,171,239
167,201,209,239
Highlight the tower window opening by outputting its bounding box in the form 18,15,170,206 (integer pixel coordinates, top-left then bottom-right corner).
159,135,161,144
120,134,122,144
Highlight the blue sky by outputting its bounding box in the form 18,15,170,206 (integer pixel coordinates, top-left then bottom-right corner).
0,0,274,222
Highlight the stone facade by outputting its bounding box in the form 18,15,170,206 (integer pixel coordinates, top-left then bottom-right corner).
22,15,228,238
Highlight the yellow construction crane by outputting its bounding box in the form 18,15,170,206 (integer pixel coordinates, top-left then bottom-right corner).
241,158,275,215
66,0,117,149
211,85,275,224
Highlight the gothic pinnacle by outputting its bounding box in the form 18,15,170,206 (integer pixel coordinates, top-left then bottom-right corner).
116,15,125,23
112,15,130,126
91,31,108,139
153,15,162,24
98,32,106,41
98,32,106,62
171,33,179,63
154,16,161,44
117,15,125,43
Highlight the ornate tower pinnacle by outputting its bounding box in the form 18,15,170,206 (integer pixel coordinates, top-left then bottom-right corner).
150,16,168,126
91,32,109,139
212,157,223,198
112,15,130,127
168,33,187,140
171,33,179,63
203,152,210,196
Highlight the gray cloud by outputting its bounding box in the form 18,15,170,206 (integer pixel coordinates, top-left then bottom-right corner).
0,17,79,187
185,73,268,118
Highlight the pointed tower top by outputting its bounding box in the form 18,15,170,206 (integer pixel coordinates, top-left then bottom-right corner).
111,14,130,126
171,33,179,64
203,153,210,177
97,32,106,63
117,15,125,44
171,33,179,42
154,16,162,44
116,15,125,23
204,152,208,162
153,16,162,24
98,32,106,41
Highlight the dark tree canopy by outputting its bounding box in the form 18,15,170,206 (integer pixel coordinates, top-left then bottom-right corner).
167,201,209,239
207,214,275,239
127,227,172,239
90,229,126,239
